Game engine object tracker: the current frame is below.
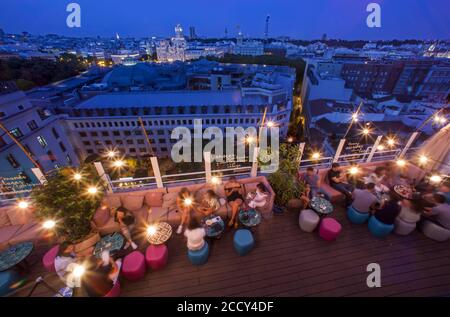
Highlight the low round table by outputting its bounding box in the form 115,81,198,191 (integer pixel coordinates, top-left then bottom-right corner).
393,185,420,200
0,241,34,272
93,232,125,259
238,209,262,227
310,196,333,216
202,215,225,238
147,222,172,245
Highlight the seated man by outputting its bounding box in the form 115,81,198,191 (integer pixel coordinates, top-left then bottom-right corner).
423,193,450,230
302,167,320,197
439,181,450,205
351,183,378,213
327,163,354,205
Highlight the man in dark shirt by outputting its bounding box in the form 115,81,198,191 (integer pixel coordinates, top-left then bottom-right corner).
373,191,401,225
327,163,354,205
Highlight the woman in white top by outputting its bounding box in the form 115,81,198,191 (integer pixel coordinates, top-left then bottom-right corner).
365,167,389,193
397,199,423,224
248,183,269,209
184,217,206,251
54,242,76,281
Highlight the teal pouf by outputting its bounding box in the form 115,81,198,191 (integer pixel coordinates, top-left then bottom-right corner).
347,206,370,224
368,216,394,238
187,242,209,265
0,270,21,297
233,229,255,256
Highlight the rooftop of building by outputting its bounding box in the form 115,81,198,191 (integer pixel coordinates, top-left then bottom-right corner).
74,89,268,109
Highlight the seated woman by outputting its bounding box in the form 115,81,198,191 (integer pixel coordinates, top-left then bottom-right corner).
299,183,312,207
396,198,426,225
54,242,76,281
365,166,389,193
114,207,138,250
176,187,194,234
82,252,121,297
224,176,245,228
247,183,269,209
195,189,220,218
184,216,206,251
423,193,450,230
372,191,401,225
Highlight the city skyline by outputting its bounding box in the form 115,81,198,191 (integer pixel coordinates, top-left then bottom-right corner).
0,0,449,40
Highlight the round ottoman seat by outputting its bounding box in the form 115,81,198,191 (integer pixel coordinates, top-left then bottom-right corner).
368,216,394,238
299,209,320,233
394,218,416,236
421,220,450,242
347,206,370,224
233,229,255,256
122,251,146,281
187,242,209,265
319,218,342,241
145,244,168,270
42,245,60,272
0,270,21,297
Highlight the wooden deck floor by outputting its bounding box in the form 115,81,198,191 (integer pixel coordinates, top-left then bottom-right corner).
12,208,450,297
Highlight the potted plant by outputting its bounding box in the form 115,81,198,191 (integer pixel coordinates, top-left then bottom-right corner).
260,143,305,210
31,165,106,254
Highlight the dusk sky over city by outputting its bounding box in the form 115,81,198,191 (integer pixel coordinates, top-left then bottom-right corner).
0,0,449,39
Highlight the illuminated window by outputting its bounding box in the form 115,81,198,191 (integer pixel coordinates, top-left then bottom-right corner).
37,136,48,148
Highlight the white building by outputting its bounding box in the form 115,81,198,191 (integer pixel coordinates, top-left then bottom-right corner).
156,24,187,62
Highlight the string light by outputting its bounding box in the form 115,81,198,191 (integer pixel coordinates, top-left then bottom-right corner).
430,175,442,184
18,201,29,209
146,225,157,236
349,166,359,175
418,155,428,165
396,159,406,167
43,220,56,229
87,186,98,194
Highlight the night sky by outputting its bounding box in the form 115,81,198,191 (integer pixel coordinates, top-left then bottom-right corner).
0,0,449,39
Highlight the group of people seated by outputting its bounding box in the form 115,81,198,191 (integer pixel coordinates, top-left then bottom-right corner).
299,162,450,232
54,242,121,297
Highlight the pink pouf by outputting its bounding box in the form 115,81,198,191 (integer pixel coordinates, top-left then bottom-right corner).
122,251,146,281
42,245,60,272
319,218,342,241
145,244,168,271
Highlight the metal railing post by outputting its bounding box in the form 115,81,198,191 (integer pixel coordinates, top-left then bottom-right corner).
366,135,383,163
93,162,113,193
333,139,346,163
399,132,419,158
204,151,212,183
150,157,164,188
250,147,260,177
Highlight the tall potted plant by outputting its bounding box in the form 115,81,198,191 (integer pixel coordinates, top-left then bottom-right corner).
260,143,305,208
31,165,105,253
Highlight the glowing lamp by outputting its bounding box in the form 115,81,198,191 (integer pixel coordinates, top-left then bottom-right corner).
18,201,29,209
287,137,294,143
351,113,358,122
246,136,255,144
362,128,370,135
107,151,116,158
43,220,56,230
146,225,157,236
396,159,406,167
113,160,125,168
267,121,275,128
72,264,85,278
387,138,395,146
184,198,193,206
211,176,220,185
430,175,442,184
311,152,321,160
87,186,98,194
434,115,441,123
418,155,428,164
377,145,385,151
440,117,447,124
73,173,82,181
349,166,359,175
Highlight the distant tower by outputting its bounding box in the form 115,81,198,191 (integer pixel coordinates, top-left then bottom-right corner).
175,24,183,39
189,26,197,40
321,33,327,41
236,25,243,45
264,15,270,42
224,27,228,39
116,33,120,40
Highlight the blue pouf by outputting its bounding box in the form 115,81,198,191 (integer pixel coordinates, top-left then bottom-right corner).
187,242,209,265
368,216,394,238
0,270,21,297
347,206,370,224
233,229,255,256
